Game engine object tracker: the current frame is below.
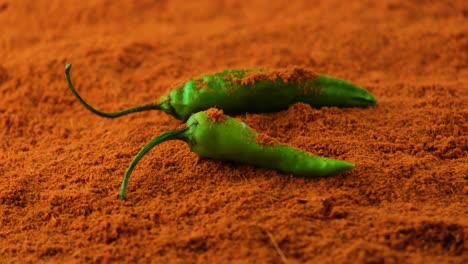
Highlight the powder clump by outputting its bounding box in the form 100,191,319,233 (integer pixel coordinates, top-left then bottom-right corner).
239,66,318,86
206,108,226,123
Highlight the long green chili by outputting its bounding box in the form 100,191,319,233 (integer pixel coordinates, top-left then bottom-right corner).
65,63,376,120
118,108,354,200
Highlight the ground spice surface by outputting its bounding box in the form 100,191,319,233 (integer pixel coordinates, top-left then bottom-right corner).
206,108,225,123
255,133,278,146
239,66,318,85
0,1,467,263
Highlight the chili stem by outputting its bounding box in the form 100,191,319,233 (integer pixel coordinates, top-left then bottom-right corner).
118,128,188,200
65,63,162,118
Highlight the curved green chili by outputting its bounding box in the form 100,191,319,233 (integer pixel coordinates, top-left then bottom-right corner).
118,108,355,200
65,63,377,120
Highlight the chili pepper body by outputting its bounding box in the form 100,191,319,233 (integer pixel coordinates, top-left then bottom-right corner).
119,108,354,200
185,110,355,176
163,69,377,120
66,64,377,120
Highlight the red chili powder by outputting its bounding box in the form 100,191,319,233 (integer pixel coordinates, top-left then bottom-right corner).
206,107,226,123
255,133,278,146
1,1,466,263
239,66,319,85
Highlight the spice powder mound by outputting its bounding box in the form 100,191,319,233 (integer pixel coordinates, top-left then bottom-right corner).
255,133,278,146
239,66,319,86
1,1,467,263
206,107,226,123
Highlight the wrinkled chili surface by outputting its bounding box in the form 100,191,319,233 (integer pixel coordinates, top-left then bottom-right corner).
0,0,467,263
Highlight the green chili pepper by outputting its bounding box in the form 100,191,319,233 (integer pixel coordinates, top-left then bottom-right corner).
65,63,376,120
118,108,355,200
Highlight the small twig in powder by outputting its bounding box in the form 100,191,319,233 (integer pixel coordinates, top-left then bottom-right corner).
255,226,288,263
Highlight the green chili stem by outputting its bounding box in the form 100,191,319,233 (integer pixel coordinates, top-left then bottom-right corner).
65,63,164,118
118,128,188,200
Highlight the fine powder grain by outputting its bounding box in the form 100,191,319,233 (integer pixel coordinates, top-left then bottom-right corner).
0,1,466,263
206,108,226,123
238,66,318,85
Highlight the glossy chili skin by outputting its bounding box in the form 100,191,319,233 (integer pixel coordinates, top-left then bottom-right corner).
160,69,376,120
118,109,354,200
66,64,377,121
185,110,354,177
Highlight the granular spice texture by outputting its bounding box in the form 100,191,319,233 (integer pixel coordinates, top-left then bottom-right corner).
1,0,467,263
238,66,318,85
255,133,278,146
206,108,225,123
